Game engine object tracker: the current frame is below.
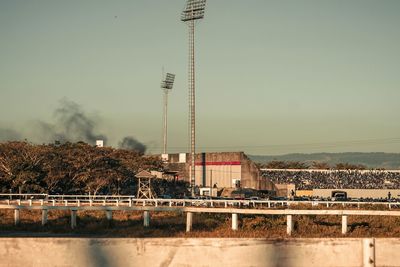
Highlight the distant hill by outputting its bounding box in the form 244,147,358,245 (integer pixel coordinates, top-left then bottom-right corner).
249,152,400,169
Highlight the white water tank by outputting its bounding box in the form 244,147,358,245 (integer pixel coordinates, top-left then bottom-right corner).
179,153,186,163
96,140,104,147
161,154,169,162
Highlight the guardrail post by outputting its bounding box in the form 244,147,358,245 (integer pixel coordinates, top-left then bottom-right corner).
77,200,80,207
186,212,193,232
287,215,293,236
169,201,172,207
129,199,132,207
89,200,93,206
342,215,348,235
6,199,10,205
40,199,44,206
17,199,21,206
103,200,106,206
224,201,227,208
268,202,271,208
232,213,238,231
71,210,77,229
64,200,68,207
14,209,20,226
116,200,119,207
28,199,32,206
106,210,112,225
42,209,48,226
363,238,375,267
52,200,55,206
143,210,150,227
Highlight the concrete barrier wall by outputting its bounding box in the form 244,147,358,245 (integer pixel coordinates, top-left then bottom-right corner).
0,238,399,267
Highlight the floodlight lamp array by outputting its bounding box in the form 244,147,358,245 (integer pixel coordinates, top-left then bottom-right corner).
181,0,206,22
161,73,175,89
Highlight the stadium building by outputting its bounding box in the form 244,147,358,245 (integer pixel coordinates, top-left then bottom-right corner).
261,169,400,199
161,152,274,191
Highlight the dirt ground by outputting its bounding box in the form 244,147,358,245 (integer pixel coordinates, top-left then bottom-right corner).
1,206,400,238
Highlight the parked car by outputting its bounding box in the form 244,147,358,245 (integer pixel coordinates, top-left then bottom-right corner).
332,192,347,201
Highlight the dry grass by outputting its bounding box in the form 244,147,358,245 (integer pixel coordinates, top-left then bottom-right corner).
1,207,400,238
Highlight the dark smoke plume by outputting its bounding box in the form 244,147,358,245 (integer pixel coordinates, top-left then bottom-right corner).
0,99,147,153
49,99,107,144
32,99,107,144
0,128,21,142
118,136,147,154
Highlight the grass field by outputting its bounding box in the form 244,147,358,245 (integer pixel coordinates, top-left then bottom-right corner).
1,205,400,238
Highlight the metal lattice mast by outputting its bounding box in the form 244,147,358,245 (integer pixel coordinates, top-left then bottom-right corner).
181,0,206,196
189,19,195,195
161,73,175,154
163,90,169,154
187,22,193,163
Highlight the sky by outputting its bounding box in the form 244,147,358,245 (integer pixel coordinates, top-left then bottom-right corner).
0,0,399,155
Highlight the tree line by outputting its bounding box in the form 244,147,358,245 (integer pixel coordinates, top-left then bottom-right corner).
0,141,166,195
259,160,368,170
0,141,374,196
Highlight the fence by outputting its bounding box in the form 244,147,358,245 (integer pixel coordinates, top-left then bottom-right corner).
2,201,400,236
1,194,400,209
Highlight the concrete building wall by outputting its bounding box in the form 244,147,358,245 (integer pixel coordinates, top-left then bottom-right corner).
1,238,399,267
165,162,188,181
313,189,400,199
162,152,272,190
241,153,259,189
195,165,241,188
275,184,296,197
296,190,313,197
195,152,242,188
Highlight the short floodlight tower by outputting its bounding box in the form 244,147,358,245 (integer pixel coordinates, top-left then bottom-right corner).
161,73,175,154
181,0,206,196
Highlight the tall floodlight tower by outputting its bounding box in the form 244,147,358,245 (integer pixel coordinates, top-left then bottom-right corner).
161,73,175,154
181,0,206,196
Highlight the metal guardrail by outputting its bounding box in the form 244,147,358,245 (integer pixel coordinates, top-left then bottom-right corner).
2,195,400,246
1,194,400,209
1,203,400,238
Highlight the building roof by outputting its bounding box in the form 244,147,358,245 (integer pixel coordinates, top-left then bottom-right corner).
136,170,155,179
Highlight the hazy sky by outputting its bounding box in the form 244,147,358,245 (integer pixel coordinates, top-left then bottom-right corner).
0,0,399,155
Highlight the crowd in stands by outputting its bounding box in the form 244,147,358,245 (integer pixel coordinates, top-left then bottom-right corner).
261,170,400,190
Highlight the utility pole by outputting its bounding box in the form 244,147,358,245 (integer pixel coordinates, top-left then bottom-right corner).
210,169,213,188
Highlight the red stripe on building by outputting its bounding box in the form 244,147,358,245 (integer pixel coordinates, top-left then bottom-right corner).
195,161,241,166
